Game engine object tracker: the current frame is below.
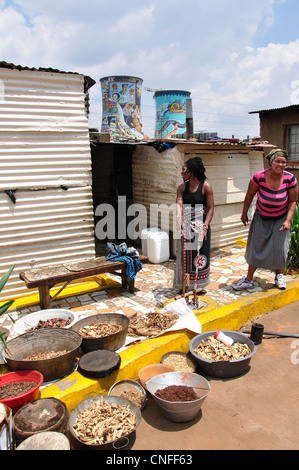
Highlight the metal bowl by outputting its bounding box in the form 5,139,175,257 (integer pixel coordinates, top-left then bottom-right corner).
3,328,82,382
71,313,129,353
68,395,142,450
109,379,147,410
161,351,197,372
146,371,211,422
189,330,257,378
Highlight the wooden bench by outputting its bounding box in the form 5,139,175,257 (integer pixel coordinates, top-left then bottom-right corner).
19,255,149,309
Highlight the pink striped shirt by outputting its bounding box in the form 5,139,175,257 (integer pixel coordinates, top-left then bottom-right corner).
251,169,298,218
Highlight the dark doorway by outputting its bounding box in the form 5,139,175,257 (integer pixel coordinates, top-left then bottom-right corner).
90,142,134,256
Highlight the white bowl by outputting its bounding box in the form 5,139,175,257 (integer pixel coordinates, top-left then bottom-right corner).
13,309,77,335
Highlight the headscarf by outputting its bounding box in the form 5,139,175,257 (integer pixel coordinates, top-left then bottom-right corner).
266,149,288,165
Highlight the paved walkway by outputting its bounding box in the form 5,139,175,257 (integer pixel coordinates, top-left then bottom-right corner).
2,244,296,329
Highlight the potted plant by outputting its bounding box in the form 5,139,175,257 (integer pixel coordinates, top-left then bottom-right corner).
285,203,299,274
0,266,15,352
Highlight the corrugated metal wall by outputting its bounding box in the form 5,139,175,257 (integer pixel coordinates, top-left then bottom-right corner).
132,144,264,254
0,68,95,299
132,146,179,256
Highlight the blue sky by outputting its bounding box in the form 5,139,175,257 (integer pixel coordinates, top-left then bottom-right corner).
256,0,299,46
1,0,299,139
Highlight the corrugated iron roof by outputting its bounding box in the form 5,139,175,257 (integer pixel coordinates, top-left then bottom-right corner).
0,60,96,92
249,104,299,114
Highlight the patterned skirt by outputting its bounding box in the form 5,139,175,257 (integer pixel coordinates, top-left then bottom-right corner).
173,206,211,291
245,211,291,270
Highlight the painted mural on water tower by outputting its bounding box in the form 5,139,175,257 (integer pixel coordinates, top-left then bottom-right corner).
154,90,191,139
100,75,144,139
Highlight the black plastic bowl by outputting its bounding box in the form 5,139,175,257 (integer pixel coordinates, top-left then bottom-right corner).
189,330,257,378
72,313,129,353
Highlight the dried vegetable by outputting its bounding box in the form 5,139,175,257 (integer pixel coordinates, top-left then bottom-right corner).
73,397,136,445
128,310,179,337
24,350,69,360
194,336,251,361
78,322,122,338
26,317,71,331
114,389,143,408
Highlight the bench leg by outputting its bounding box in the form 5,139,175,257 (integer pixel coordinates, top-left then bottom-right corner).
128,280,135,294
120,265,135,293
39,286,52,309
121,266,127,290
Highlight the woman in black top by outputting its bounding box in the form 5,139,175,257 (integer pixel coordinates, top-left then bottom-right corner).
173,157,214,294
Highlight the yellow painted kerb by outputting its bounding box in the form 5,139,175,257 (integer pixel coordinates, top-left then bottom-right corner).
1,279,298,413
39,280,299,412
5,275,120,310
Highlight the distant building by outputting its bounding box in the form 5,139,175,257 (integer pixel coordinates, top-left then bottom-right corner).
249,105,299,181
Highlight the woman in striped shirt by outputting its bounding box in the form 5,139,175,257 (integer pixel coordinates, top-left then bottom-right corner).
233,149,298,291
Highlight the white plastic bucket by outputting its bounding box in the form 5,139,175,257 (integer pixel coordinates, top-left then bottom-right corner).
147,231,169,264
141,227,161,256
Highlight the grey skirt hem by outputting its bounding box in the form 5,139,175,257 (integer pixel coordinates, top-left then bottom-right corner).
245,211,291,270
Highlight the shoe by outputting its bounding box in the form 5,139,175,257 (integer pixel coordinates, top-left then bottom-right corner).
275,273,286,290
232,276,254,291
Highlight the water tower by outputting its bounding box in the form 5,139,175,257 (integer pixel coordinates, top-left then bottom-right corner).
100,75,143,139
153,90,191,138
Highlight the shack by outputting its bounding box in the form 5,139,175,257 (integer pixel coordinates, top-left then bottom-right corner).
0,60,268,301
0,62,96,299
249,104,299,181
90,136,267,257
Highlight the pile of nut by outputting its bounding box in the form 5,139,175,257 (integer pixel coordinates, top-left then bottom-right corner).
194,336,251,362
73,398,136,445
78,322,122,338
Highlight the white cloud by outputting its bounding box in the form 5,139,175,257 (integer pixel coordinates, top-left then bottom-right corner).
1,0,298,138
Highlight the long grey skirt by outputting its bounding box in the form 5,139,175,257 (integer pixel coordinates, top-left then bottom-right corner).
245,211,291,270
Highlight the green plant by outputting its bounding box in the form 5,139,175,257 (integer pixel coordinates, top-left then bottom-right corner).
0,265,15,351
285,203,299,273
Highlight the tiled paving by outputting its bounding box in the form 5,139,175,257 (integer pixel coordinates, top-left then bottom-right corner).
1,244,296,331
